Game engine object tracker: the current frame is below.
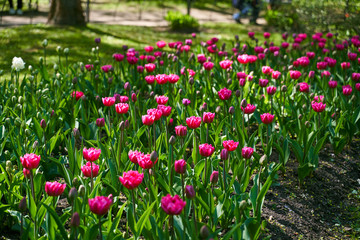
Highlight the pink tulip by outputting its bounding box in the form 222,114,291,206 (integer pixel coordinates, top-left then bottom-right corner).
145,75,155,84
289,70,302,80
218,88,232,100
88,196,112,216
156,41,167,48
186,116,202,129
185,185,195,199
175,125,187,137
155,74,169,84
157,105,172,117
271,71,281,80
222,140,239,151
260,113,275,124
144,46,154,53
262,66,273,75
23,168,30,178
342,85,352,96
197,54,206,64
96,118,105,128
20,153,41,170
83,148,101,162
202,112,215,124
328,81,338,88
174,159,187,174
115,103,129,114
102,97,115,107
210,171,219,184
263,32,271,39
267,86,277,95
341,62,351,69
259,79,269,87
145,63,156,73
242,147,254,159
81,162,99,178
203,62,214,71
113,53,124,62
156,96,169,105
241,104,256,114
138,154,157,169
101,65,113,73
142,115,155,126
199,143,215,157
147,108,162,121
45,181,66,196
311,101,326,112
161,194,186,215
168,74,180,84
119,171,144,190
128,150,143,164
219,60,233,69
299,82,310,93
72,91,84,101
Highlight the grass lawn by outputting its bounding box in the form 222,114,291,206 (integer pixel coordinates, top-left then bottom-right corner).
0,22,280,77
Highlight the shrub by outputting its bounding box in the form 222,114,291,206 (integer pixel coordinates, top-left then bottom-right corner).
165,11,199,32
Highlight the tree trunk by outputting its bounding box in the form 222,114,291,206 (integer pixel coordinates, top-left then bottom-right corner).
48,0,86,26
187,0,191,15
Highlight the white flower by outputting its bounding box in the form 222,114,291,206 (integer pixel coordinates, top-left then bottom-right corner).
11,57,25,72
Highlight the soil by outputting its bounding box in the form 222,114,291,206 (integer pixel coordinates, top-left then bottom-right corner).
260,141,360,240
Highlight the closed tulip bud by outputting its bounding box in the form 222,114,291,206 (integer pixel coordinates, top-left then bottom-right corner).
94,74,99,80
131,92,137,102
64,48,69,55
119,121,125,131
72,77,77,85
4,150,10,157
239,200,247,211
18,96,24,104
42,39,48,47
309,93,315,99
40,119,46,129
331,113,336,119
124,82,131,91
196,90,201,96
216,106,221,113
6,160,12,168
39,57,43,64
298,114,303,120
78,185,85,197
229,106,235,114
32,140,39,149
305,121,311,128
25,129,31,137
210,72,214,78
5,118,10,126
108,77,113,84
124,120,130,129
73,128,80,139
302,104,307,111
150,151,158,162
241,99,247,108
19,196,27,212
210,171,219,184
235,90,241,97
72,177,79,186
169,118,173,126
70,212,80,228
12,96,17,104
200,225,210,239
220,149,229,161
185,185,195,199
169,135,176,145
150,91,155,98
96,118,105,128
68,187,78,204
281,85,287,92
178,89,183,95
259,155,267,166
188,77,194,85
227,78,232,85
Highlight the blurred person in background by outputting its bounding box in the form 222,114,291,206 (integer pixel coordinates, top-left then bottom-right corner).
233,0,260,24
8,0,23,15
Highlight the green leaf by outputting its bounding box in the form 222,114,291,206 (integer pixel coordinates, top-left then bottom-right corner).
107,203,127,240
136,201,156,235
42,204,69,240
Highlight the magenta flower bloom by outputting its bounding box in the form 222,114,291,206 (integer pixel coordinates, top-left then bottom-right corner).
263,32,271,39
241,104,256,114
266,86,277,95
203,112,215,124
115,103,129,114
306,52,315,59
83,148,101,162
127,56,138,65
72,91,84,101
144,45,154,53
102,97,116,107
210,171,219,184
138,154,157,169
242,147,254,159
175,125,187,137
341,62,351,70
88,196,112,216
101,65,113,73
218,88,232,100
186,116,202,129
299,82,310,93
182,98,191,106
248,32,255,38
203,62,214,71
45,181,66,197
289,70,302,80
260,113,275,124
156,96,168,105
259,79,269,87
113,53,124,62
342,85,352,96
145,63,156,73
351,73,360,82
168,74,180,84
156,40,167,48
174,159,187,174
222,140,239,151
119,171,144,190
155,74,169,84
262,66,273,75
157,105,172,117
142,115,155,126
96,118,105,128
119,96,129,103
147,108,162,121
356,83,360,91
81,162,99,178
199,143,215,157
311,101,326,112
128,150,143,164
197,54,206,64
271,71,281,80
328,81,338,88
20,153,41,170
23,168,30,178
85,64,94,71
219,60,233,69
185,185,195,199
161,194,186,215
145,75,155,84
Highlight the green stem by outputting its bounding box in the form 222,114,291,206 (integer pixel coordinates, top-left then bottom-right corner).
131,190,137,221
99,217,103,240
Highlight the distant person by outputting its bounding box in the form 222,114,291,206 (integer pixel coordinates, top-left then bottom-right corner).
250,0,260,24
8,0,23,15
233,0,260,24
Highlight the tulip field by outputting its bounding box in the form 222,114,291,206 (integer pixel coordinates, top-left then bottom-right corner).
1,29,360,240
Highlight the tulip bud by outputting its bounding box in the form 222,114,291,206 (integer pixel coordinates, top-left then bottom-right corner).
196,90,201,96
119,121,125,131
40,119,46,129
220,149,229,161
32,140,39,150
78,185,85,197
150,91,155,98
227,78,232,85
96,118,105,128
298,114,303,120
210,72,214,78
108,77,113,85
302,104,307,111
72,77,78,85
18,96,24,104
200,225,210,239
5,118,11,126
241,99,247,108
215,106,221,113
150,151,158,162
68,187,78,204
305,121,311,128
235,90,241,97
281,85,287,92
6,160,12,168
73,128,80,139
42,39,48,47
124,120,130,129
210,171,219,184
169,135,176,145
124,82,131,91
25,129,31,137
19,196,27,212
169,118,174,126
259,155,267,166
72,177,79,186
131,92,137,102
178,89,183,95
70,212,80,228
229,106,235,114
189,77,194,85
239,200,247,212
185,185,196,199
